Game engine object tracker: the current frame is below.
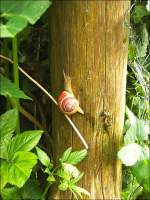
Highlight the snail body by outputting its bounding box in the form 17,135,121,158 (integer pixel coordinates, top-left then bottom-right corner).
58,91,84,115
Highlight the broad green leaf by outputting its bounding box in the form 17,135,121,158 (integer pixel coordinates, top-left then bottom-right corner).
131,5,150,24
124,120,148,144
118,143,143,166
0,74,31,100
0,161,9,190
1,151,37,188
63,163,80,178
60,147,72,163
36,147,52,168
63,149,87,165
126,106,137,126
0,109,18,139
132,160,150,191
22,179,42,200
7,130,43,159
0,187,21,200
0,0,52,38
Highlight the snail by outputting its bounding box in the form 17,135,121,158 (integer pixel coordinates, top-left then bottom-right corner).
58,71,84,115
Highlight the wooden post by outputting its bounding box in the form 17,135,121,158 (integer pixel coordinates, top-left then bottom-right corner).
49,1,130,199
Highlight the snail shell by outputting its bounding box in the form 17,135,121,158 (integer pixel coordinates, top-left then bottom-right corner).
58,91,80,115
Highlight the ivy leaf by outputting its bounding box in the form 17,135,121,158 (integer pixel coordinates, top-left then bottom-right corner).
118,143,143,166
0,109,18,139
0,151,37,188
0,187,21,200
131,5,150,24
46,172,55,185
7,130,43,159
132,160,150,191
0,0,52,38
36,147,52,168
0,74,31,100
60,149,87,165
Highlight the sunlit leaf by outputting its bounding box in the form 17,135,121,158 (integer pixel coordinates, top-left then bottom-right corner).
0,74,31,100
0,0,52,38
7,130,43,158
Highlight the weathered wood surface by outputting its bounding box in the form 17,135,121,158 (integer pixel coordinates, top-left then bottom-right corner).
49,1,130,199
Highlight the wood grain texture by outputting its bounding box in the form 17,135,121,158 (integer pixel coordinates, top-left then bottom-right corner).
49,1,130,199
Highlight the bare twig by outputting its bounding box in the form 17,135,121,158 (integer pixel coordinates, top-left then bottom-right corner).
0,54,88,149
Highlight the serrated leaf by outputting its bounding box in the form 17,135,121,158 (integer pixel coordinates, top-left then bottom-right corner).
71,185,90,198
0,187,21,200
7,130,43,159
0,109,18,139
118,143,143,166
60,147,72,163
36,147,52,168
22,179,42,200
62,149,87,165
0,0,52,38
70,173,84,185
0,151,37,188
0,74,31,99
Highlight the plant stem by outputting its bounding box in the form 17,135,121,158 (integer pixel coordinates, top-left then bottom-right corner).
12,36,20,134
41,182,51,200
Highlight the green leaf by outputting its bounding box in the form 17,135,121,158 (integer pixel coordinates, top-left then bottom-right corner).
56,169,71,181
36,147,52,168
0,187,21,200
58,181,68,191
136,24,149,58
0,74,31,100
0,0,52,38
132,160,150,191
1,151,37,188
124,120,148,144
46,173,55,185
60,147,72,163
22,179,42,200
128,43,137,61
0,161,9,190
7,130,43,159
0,109,18,159
62,163,80,178
71,185,90,198
118,143,143,166
131,5,150,24
0,109,18,139
61,149,87,165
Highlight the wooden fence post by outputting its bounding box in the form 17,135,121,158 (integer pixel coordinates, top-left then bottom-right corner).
49,1,130,199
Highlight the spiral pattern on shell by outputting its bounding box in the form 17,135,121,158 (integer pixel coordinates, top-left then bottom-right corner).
58,91,79,115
